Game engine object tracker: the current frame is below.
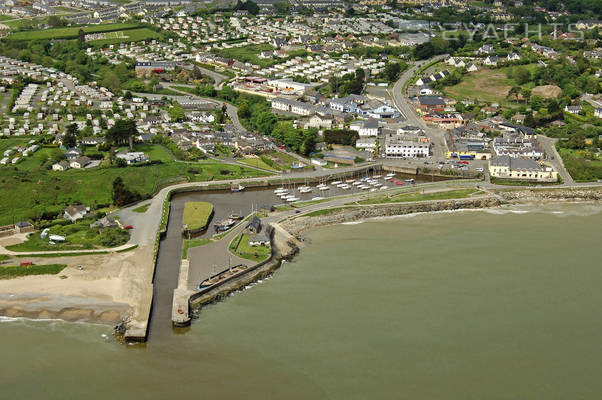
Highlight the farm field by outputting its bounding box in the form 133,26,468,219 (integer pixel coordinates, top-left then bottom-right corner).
0,144,270,225
6,23,140,41
87,28,162,46
212,44,276,68
444,65,539,105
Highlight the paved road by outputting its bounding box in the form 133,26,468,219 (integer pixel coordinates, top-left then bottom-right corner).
389,55,449,160
537,135,575,185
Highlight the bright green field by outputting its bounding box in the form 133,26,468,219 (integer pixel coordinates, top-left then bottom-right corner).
0,264,66,279
87,28,162,46
183,202,213,231
0,144,269,225
212,44,276,68
229,233,270,262
6,23,140,41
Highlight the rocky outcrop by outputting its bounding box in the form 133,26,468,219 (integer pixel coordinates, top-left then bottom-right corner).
497,188,602,202
282,197,501,237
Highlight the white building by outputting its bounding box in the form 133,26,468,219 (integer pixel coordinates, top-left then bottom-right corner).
385,137,430,158
350,119,379,137
489,155,558,182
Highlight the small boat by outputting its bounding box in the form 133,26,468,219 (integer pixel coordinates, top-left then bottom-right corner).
337,183,346,188
384,176,392,181
405,179,415,184
299,187,312,193
345,179,355,183
341,184,352,190
318,185,329,191
274,187,286,193
286,197,300,202
352,181,362,186
229,213,244,220
231,183,245,192
372,175,381,179
215,218,236,232
370,188,377,192
380,186,389,190
312,196,324,201
331,180,342,185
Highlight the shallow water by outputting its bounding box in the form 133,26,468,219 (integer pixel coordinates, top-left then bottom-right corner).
1,203,601,399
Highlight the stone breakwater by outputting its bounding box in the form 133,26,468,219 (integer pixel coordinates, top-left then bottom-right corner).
281,197,502,237
497,188,602,202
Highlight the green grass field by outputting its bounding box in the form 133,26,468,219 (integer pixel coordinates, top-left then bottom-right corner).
87,28,162,46
183,202,213,231
6,23,140,41
0,144,269,225
239,157,278,172
444,65,539,106
212,44,276,68
229,234,270,262
0,263,66,279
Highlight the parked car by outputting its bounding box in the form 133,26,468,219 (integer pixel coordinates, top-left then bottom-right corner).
124,225,133,230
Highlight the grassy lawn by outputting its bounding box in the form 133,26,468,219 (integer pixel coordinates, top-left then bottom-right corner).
357,188,479,205
0,254,10,261
0,154,269,225
87,28,162,47
183,202,213,231
181,237,211,259
557,148,602,182
0,14,12,21
444,65,538,106
239,157,278,171
212,44,276,67
490,177,560,186
228,234,270,262
0,137,29,153
132,203,150,213
6,23,141,41
0,263,66,279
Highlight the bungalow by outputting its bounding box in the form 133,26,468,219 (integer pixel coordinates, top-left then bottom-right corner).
52,160,71,171
507,52,521,61
249,233,270,247
70,156,91,169
14,221,34,233
116,152,149,165
81,137,106,146
63,205,90,222
484,55,499,65
466,63,479,72
90,215,119,231
65,147,82,160
564,105,582,115
594,108,602,118
478,44,494,54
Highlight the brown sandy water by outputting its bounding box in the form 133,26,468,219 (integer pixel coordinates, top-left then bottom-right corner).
1,203,601,399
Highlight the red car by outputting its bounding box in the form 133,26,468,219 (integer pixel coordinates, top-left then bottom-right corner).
124,225,133,230
396,181,404,185
458,161,469,164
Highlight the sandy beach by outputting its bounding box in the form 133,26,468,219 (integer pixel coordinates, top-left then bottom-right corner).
0,242,155,325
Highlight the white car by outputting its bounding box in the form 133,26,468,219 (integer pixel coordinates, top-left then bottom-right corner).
475,167,484,172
